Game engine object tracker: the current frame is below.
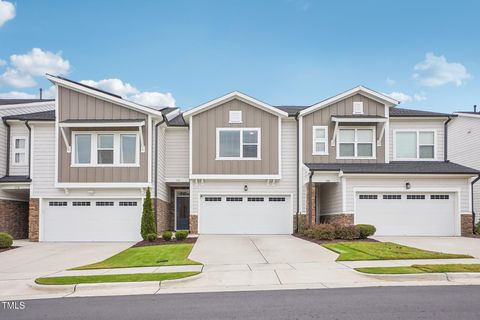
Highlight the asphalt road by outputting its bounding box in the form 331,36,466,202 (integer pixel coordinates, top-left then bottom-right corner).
1,285,480,320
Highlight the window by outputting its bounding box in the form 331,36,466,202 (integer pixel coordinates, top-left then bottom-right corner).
338,128,375,159
226,197,243,202
119,201,138,206
406,195,425,200
96,201,114,206
229,111,242,123
383,195,402,200
269,197,286,202
353,101,364,114
72,201,91,206
49,201,67,206
12,136,27,165
247,197,264,202
431,195,449,200
217,128,260,160
312,126,328,155
72,132,139,166
205,197,221,202
395,130,435,160
359,194,377,199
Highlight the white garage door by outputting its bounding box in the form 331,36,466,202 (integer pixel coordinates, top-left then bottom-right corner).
355,192,456,236
43,199,142,241
199,195,292,234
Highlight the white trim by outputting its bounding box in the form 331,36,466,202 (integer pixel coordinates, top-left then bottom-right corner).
384,105,390,163
312,126,328,155
54,182,152,188
146,116,152,183
353,101,364,114
298,116,303,212
189,116,193,177
58,121,145,128
336,126,376,160
55,84,59,184
39,198,43,241
30,126,35,194
229,110,243,123
71,131,140,167
391,116,450,120
174,189,190,230
165,178,190,183
59,127,71,153
190,174,281,180
215,128,261,160
278,117,282,178
11,135,28,166
341,176,347,212
393,129,437,161
183,91,288,118
453,112,480,119
331,116,387,123
300,86,399,116
46,75,165,117
342,173,475,178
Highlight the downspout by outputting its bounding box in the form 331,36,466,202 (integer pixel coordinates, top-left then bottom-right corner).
444,116,452,162
472,174,480,233
295,112,300,233
25,121,32,178
308,170,314,226
154,118,165,229
3,119,10,176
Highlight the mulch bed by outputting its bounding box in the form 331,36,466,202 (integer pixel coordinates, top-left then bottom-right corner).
0,246,19,253
132,237,197,248
293,233,378,245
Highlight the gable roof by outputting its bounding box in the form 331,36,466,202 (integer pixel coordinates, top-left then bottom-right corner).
46,74,165,118
183,91,289,119
274,105,308,117
299,86,399,117
390,107,453,118
454,111,480,118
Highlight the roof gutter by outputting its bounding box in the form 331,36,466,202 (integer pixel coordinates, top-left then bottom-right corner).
295,111,300,233
444,116,453,162
472,174,480,234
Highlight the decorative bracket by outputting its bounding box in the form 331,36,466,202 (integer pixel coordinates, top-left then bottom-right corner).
138,125,145,152
377,122,386,147
60,127,71,153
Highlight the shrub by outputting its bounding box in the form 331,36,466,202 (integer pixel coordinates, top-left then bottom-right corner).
310,224,335,240
356,224,376,239
162,231,173,241
175,230,189,241
296,214,307,234
335,224,360,240
0,232,13,248
476,221,480,234
145,233,157,242
141,187,157,240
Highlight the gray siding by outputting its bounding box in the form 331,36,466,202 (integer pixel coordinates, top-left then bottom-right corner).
191,98,279,175
165,128,189,179
57,86,149,183
302,94,386,163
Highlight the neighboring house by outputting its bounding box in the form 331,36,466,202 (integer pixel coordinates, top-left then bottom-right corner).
0,76,477,241
448,107,480,224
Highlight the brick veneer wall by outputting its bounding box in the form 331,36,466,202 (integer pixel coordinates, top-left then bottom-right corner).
155,198,172,232
0,199,29,239
28,198,39,241
305,182,316,227
461,214,473,236
320,213,354,225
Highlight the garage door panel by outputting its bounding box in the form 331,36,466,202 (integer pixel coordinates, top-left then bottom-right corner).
199,195,291,234
356,193,456,236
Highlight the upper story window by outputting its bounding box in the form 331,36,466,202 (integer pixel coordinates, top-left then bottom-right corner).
216,128,260,160
337,127,375,159
12,136,27,165
353,101,364,114
73,131,139,167
394,130,435,160
312,126,328,155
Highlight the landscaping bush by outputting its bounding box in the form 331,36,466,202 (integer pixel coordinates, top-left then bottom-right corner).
175,230,189,241
356,224,376,239
141,187,157,240
476,221,480,234
309,224,335,240
162,231,173,241
0,232,13,248
145,233,157,242
334,224,360,240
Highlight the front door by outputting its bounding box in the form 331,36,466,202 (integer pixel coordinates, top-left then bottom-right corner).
175,190,190,230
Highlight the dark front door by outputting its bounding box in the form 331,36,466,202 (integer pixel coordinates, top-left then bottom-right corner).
176,196,190,230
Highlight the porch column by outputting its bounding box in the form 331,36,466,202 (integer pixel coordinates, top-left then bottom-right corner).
306,181,316,227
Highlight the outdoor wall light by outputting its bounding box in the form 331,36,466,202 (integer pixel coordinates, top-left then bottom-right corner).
406,182,411,190
244,185,248,192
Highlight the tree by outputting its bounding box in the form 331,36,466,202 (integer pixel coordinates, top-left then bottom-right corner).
141,187,157,240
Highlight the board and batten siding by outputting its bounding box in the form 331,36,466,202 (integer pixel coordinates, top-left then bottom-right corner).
302,94,386,164
57,86,148,183
389,119,445,161
190,119,297,213
165,128,189,179
448,115,480,222
191,98,279,175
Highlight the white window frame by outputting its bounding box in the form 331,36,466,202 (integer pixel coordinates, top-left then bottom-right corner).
312,126,328,155
353,101,364,114
96,134,114,165
393,129,437,161
215,128,261,160
12,135,28,166
71,131,140,167
229,110,242,124
336,126,376,160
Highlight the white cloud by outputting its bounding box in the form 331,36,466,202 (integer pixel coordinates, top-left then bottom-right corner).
0,91,36,99
80,79,139,97
130,91,176,108
0,1,15,27
413,52,472,87
386,78,396,86
10,48,70,76
387,91,411,103
0,68,36,88
0,59,6,66
413,93,427,101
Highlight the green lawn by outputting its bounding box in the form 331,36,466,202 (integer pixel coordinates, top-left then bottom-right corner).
35,272,199,285
72,244,200,270
322,242,472,261
356,264,480,274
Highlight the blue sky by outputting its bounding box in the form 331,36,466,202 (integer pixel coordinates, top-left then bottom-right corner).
0,0,479,112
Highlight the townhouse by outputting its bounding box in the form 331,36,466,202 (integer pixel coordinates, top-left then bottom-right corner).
0,75,478,241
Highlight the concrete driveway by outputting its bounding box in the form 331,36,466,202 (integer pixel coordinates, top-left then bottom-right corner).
373,236,480,258
0,240,132,299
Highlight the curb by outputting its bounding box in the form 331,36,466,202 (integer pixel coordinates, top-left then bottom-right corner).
27,281,76,294
160,272,204,287
357,272,480,281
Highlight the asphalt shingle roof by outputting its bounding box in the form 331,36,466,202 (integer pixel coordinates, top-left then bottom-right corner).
390,107,452,117
0,176,31,183
2,110,55,121
0,99,54,106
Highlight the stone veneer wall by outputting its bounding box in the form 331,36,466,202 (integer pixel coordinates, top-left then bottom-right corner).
320,213,354,225
28,198,39,241
155,198,173,232
461,214,473,236
0,199,29,239
189,215,198,234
